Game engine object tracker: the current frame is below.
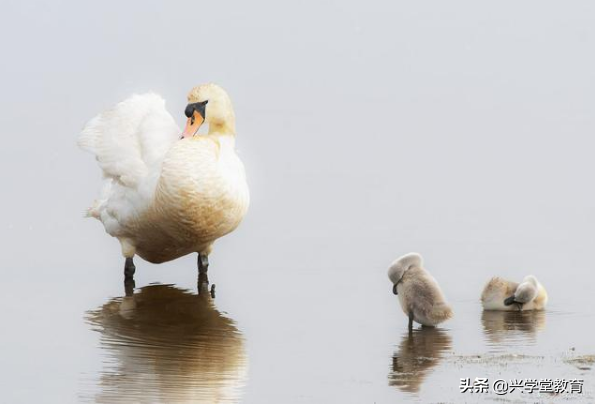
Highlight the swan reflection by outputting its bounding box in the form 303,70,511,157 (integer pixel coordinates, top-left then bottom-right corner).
84,284,247,403
481,310,546,349
388,328,452,393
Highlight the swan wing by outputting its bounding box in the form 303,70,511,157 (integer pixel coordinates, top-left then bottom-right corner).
78,93,180,236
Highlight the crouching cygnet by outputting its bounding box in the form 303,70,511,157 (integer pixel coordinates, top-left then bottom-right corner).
481,275,548,311
388,253,453,330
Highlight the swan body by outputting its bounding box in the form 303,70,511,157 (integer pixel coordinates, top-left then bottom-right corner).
388,253,453,328
79,84,249,265
481,276,548,311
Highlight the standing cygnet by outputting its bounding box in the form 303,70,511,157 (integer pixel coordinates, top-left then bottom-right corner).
388,253,453,330
481,275,548,311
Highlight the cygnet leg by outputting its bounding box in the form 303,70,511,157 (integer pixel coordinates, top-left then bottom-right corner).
408,311,414,331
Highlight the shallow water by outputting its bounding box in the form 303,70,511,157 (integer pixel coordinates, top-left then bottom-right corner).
82,284,247,403
3,258,592,403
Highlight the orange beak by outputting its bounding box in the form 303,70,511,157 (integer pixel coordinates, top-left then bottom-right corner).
182,111,205,138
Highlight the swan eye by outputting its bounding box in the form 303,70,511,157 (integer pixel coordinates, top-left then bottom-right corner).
190,116,195,125
184,105,194,118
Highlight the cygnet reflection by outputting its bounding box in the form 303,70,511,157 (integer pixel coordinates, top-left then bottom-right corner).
481,309,546,349
388,327,452,393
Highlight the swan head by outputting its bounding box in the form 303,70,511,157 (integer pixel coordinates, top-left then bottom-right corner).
503,275,542,308
388,252,423,295
523,275,539,287
183,83,236,137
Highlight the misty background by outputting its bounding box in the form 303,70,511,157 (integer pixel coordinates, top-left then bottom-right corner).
0,1,594,402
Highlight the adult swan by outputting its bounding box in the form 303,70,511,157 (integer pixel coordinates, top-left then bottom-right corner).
78,84,249,294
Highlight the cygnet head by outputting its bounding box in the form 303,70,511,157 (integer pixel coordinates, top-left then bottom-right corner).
523,275,539,287
388,252,423,295
182,83,236,138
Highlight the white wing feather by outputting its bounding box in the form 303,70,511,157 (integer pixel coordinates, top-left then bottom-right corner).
78,93,180,236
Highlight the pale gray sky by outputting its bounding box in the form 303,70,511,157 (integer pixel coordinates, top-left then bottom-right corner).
2,0,594,279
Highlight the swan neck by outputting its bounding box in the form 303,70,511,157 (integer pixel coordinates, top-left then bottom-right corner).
208,121,236,136
209,133,236,148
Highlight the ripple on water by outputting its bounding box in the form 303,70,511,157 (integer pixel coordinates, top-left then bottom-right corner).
388,327,452,394
481,310,547,353
81,284,247,403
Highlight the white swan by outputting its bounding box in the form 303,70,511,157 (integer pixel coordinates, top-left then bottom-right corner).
78,84,249,284
388,253,453,330
481,275,548,311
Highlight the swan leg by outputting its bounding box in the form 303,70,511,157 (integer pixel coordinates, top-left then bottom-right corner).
124,257,136,279
408,311,414,331
197,275,216,298
197,254,215,297
198,271,209,295
124,257,136,296
124,278,135,297
198,253,209,274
